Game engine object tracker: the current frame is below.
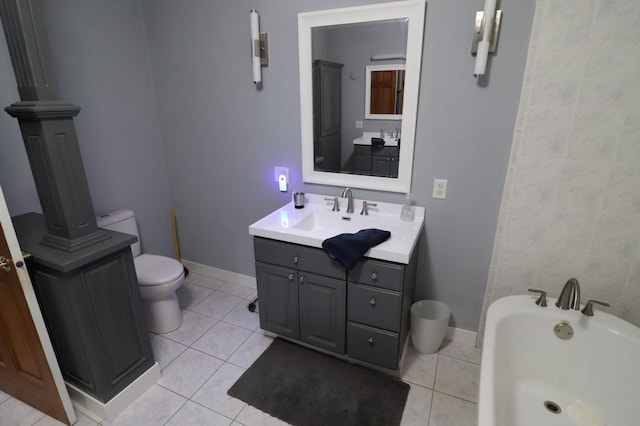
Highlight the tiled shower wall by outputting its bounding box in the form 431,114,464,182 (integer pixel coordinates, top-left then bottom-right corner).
480,0,640,335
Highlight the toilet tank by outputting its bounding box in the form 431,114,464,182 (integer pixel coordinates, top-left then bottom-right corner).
96,209,141,257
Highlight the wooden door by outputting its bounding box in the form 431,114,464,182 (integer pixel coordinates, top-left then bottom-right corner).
0,224,71,424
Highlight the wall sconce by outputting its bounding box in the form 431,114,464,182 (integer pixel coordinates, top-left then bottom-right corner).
471,0,502,78
250,9,269,85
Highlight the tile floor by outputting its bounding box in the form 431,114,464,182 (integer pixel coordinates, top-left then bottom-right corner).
0,272,481,426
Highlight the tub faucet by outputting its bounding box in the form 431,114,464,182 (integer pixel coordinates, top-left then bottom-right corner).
555,278,581,310
342,187,354,213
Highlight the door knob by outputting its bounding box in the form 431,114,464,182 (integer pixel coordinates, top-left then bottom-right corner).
0,256,11,272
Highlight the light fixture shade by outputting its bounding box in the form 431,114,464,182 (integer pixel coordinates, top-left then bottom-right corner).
250,10,261,84
473,0,496,78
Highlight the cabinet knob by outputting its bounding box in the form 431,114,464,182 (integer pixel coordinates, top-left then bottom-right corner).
299,276,305,284
369,297,376,306
293,256,299,265
367,337,374,345
370,272,377,281
288,274,295,281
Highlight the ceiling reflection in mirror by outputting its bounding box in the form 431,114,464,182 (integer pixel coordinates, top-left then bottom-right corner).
299,1,426,193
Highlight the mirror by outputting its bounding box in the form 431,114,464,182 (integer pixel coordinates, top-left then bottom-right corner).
365,64,405,119
299,0,426,193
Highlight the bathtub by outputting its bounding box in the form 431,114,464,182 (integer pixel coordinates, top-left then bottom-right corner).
478,295,640,426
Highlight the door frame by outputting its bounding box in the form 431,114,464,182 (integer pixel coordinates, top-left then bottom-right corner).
0,184,76,424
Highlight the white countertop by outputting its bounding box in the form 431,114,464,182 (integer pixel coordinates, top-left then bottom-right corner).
353,131,400,147
248,193,424,264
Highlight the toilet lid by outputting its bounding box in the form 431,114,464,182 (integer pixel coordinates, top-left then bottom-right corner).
134,254,185,286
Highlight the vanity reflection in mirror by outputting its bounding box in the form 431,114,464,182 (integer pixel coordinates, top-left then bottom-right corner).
299,0,426,193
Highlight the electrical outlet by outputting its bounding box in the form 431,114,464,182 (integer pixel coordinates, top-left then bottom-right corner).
433,179,447,199
355,120,363,129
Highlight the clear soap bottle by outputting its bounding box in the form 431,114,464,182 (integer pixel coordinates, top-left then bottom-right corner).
400,193,415,222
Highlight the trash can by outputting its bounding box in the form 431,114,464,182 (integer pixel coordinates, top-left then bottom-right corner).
410,300,450,354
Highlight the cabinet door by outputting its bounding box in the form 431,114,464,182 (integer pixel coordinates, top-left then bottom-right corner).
255,262,299,339
371,156,391,177
299,272,345,354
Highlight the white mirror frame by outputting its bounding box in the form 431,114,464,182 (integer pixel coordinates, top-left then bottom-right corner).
298,0,426,193
365,64,406,120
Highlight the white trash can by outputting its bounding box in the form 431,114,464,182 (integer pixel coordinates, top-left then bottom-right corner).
410,300,450,354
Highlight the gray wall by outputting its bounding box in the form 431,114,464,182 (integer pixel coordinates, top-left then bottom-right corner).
0,0,536,332
0,1,174,256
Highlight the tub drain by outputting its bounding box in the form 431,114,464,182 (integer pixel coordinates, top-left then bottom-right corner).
544,401,561,414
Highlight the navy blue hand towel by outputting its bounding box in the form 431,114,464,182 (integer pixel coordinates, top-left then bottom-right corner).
322,228,391,269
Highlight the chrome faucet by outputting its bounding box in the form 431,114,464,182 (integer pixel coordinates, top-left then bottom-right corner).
342,187,354,213
555,278,581,310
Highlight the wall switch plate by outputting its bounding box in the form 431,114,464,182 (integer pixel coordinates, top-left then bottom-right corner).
433,179,447,199
355,120,363,129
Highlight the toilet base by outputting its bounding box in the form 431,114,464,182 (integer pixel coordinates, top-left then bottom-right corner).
141,292,183,334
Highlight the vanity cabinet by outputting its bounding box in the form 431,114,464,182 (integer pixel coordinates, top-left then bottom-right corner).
353,145,399,178
347,259,414,369
372,146,399,178
254,237,346,354
253,236,417,371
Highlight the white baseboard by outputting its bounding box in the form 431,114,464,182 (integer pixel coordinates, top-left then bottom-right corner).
445,326,478,346
181,259,256,289
67,362,161,422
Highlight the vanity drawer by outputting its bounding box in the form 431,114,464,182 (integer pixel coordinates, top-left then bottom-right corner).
353,145,371,155
371,146,399,157
349,260,404,291
348,283,401,332
254,237,345,280
347,322,399,370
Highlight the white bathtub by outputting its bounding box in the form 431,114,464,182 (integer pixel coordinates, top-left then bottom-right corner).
478,295,640,426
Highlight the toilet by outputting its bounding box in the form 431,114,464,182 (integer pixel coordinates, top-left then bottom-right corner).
96,209,185,334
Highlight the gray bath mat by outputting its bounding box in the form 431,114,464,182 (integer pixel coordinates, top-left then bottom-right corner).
228,338,410,426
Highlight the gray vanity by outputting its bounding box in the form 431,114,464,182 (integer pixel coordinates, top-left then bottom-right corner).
249,193,424,372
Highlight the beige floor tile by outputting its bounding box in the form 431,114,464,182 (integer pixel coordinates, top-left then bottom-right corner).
400,384,433,426
176,283,214,309
401,344,438,388
191,363,247,419
191,291,245,320
108,385,186,426
438,340,482,364
149,333,188,370
428,391,477,426
162,310,218,346
157,348,224,398
192,322,252,360
165,401,232,426
0,397,46,426
434,355,480,402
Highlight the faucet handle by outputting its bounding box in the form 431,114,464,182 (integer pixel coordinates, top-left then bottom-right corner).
360,201,377,216
581,299,610,316
324,197,340,212
527,288,547,307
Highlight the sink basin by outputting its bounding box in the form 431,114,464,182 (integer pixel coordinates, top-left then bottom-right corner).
292,210,381,233
248,193,424,264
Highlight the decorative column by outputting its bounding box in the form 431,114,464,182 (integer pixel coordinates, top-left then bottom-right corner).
1,0,108,251
0,1,157,412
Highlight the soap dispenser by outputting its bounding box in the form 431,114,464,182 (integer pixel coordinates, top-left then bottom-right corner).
400,193,415,222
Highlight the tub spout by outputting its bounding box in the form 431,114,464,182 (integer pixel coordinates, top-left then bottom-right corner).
555,278,581,310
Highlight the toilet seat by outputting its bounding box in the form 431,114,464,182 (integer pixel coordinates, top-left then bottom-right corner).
134,254,184,287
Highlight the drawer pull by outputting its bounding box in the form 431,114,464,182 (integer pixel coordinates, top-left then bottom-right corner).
299,275,305,284
293,256,299,265
370,272,377,281
288,274,295,281
369,297,376,306
367,337,374,345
